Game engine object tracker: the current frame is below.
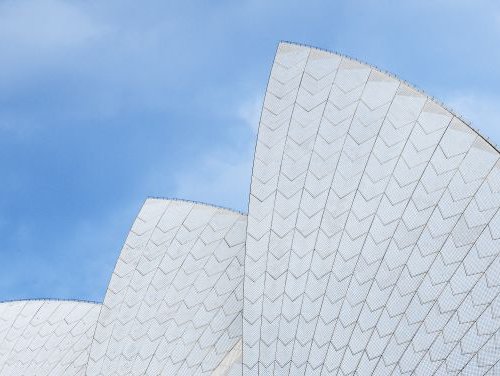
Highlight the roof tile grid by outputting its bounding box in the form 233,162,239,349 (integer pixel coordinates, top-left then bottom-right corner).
243,42,500,376
0,300,100,376
86,198,246,376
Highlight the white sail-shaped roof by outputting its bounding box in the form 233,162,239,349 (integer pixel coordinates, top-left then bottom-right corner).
242,42,500,375
1,41,499,376
0,299,100,375
86,198,246,375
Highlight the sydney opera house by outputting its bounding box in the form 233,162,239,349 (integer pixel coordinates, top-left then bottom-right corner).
1,42,499,375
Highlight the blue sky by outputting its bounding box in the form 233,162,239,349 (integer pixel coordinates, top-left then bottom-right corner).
1,0,499,303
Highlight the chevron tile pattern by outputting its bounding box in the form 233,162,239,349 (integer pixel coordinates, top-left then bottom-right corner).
0,300,100,375
243,42,500,376
86,198,246,376
1,41,499,376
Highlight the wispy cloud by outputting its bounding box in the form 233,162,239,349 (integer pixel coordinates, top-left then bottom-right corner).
0,0,102,49
2,0,499,303
0,111,41,140
237,95,263,134
172,94,263,212
173,148,253,213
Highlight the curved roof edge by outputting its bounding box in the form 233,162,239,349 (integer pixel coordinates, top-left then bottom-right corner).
280,40,499,153
146,196,248,216
0,298,101,305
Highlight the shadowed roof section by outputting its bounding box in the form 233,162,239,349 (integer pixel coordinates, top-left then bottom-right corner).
242,41,500,375
86,198,246,375
0,299,100,375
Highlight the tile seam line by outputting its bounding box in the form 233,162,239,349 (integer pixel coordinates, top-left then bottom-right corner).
264,52,342,374
20,303,82,370
242,41,282,375
0,301,33,371
411,213,500,374
383,149,500,376
447,301,500,375
93,200,172,375
384,149,500,374
352,115,459,372
350,118,454,370
297,65,374,374
83,196,154,372
358,114,469,374
147,206,231,374
129,203,206,373
317,75,402,376
278,56,343,376
27,304,97,374
329,84,426,375
0,302,46,374
159,217,245,374
255,46,312,374
347,98,447,373
476,348,500,375
160,288,241,373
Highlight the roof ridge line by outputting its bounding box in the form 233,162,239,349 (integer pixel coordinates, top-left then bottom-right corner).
146,196,248,216
279,40,499,153
0,297,101,305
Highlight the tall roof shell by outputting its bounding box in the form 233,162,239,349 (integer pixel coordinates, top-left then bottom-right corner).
0,299,100,375
242,42,500,375
86,198,246,375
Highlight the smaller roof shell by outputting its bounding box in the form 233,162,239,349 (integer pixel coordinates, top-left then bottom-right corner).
0,299,100,376
86,198,247,375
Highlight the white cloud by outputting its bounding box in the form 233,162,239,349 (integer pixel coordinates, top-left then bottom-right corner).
237,95,263,134
0,0,102,51
171,95,262,212
173,148,253,213
0,0,107,86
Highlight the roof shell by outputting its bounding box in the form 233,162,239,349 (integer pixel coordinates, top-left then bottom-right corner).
86,198,246,375
0,299,100,376
242,41,500,375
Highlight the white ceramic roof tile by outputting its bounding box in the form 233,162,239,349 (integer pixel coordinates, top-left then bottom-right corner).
243,41,500,376
86,198,246,376
0,300,100,376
